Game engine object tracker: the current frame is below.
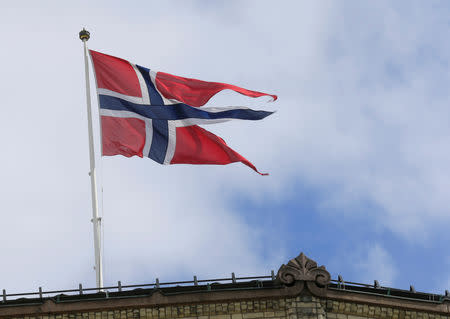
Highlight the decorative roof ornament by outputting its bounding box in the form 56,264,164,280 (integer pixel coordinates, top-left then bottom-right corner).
276,252,331,296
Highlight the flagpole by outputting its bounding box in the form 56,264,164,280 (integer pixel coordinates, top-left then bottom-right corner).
79,28,104,290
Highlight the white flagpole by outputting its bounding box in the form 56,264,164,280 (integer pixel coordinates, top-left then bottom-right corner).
79,28,103,290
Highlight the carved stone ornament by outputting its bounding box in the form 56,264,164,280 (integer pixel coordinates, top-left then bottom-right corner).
276,252,331,296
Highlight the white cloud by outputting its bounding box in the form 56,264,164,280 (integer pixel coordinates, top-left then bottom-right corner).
354,244,397,286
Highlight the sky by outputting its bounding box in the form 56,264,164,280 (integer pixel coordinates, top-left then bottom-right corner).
0,0,449,296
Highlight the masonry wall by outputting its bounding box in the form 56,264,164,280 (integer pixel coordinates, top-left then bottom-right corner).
326,300,450,319
4,296,311,319
4,296,450,319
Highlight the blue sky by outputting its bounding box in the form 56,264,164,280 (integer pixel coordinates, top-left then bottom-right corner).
0,0,449,296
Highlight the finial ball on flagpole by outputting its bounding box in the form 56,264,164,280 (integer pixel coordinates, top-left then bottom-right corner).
79,28,90,41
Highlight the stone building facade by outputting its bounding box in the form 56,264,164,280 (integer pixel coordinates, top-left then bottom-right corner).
1,253,449,319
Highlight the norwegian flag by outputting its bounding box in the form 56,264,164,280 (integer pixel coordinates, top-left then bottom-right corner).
89,50,276,175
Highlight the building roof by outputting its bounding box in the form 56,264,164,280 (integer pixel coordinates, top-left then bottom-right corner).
1,253,449,317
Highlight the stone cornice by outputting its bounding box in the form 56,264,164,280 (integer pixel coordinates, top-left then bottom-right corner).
1,283,449,318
